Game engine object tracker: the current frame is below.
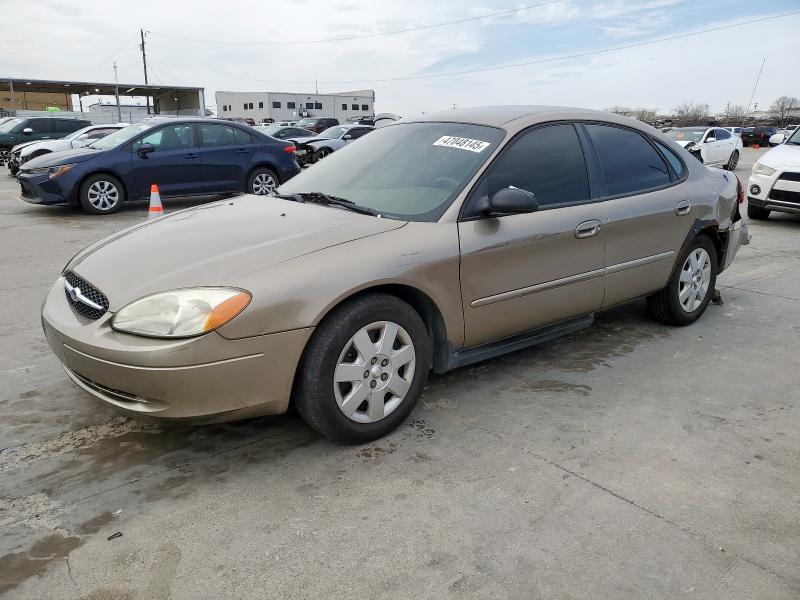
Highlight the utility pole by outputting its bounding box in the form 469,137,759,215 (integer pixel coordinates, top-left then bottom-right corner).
140,29,150,114
113,62,122,122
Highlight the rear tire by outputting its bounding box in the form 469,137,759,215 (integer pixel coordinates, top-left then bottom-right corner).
647,235,718,326
247,167,278,195
747,203,770,220
294,293,431,444
79,174,124,214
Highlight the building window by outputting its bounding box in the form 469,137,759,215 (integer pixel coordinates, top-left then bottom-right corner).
361,104,368,111
352,103,358,110
243,103,248,110
222,105,227,112
287,101,295,109
248,103,253,109
314,102,322,110
341,103,347,110
272,101,281,109
305,102,314,109
258,102,263,109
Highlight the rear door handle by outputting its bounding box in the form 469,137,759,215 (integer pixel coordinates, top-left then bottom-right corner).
575,219,602,239
185,153,199,159
675,200,691,216
236,148,249,154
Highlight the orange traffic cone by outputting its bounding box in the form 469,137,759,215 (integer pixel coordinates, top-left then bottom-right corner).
148,184,163,219
753,144,760,149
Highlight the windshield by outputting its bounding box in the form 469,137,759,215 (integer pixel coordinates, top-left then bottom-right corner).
318,125,348,139
295,119,318,129
88,121,157,150
0,118,22,133
787,127,800,145
278,122,505,222
257,124,284,136
665,128,706,143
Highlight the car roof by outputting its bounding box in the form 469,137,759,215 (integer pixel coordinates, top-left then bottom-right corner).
406,105,662,135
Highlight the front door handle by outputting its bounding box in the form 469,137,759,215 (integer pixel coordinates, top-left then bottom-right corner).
575,219,602,239
675,200,691,216
185,153,199,159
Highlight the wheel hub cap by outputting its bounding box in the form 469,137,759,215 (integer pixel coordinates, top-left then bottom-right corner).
333,321,416,424
678,248,711,313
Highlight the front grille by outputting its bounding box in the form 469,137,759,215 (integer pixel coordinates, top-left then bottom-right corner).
63,272,109,320
768,189,800,205
777,172,800,182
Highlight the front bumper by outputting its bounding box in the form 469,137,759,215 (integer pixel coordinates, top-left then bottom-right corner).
42,277,313,421
748,170,800,214
17,171,76,205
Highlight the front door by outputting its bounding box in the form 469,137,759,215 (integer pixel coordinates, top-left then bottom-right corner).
131,123,203,199
458,123,606,348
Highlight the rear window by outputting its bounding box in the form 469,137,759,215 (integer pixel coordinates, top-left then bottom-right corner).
585,124,671,197
653,140,686,179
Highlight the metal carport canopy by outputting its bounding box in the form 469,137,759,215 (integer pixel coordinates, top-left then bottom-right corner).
0,77,202,97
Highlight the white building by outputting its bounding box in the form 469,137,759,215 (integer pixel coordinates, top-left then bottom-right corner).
215,89,375,122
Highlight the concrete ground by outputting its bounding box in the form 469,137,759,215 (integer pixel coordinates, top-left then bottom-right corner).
0,148,798,599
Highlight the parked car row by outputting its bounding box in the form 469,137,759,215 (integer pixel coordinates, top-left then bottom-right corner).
40,106,749,443
0,116,91,166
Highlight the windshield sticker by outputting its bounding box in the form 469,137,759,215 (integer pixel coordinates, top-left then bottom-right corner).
433,136,491,153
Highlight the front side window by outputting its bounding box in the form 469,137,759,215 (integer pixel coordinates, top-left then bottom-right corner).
713,128,730,140
279,122,505,222
585,124,670,196
200,124,237,147
28,119,54,133
134,124,196,152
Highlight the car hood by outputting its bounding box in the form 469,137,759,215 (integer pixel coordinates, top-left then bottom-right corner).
23,147,101,169
10,140,39,153
759,143,800,168
69,195,407,309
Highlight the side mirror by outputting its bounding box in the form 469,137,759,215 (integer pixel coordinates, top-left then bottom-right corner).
342,134,353,140
704,136,715,143
72,134,90,148
22,128,33,135
137,143,155,158
488,186,538,216
769,133,785,145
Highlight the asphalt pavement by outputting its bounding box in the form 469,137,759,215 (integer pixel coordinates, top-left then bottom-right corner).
1,147,798,599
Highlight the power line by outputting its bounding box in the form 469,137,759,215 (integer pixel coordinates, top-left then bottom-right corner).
83,32,139,76
153,11,800,86
148,0,565,46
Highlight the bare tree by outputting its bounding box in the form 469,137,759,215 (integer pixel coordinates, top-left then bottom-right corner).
723,103,748,124
633,107,657,123
606,105,633,115
673,102,709,126
769,96,800,128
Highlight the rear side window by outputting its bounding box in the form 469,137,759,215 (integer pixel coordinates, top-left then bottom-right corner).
585,124,670,196
653,140,686,179
200,123,237,147
233,128,252,145
484,123,589,208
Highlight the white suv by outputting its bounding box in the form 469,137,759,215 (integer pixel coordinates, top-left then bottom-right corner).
747,127,800,220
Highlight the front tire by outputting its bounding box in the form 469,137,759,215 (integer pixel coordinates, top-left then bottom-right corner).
79,174,124,214
647,235,718,326
294,293,431,444
247,167,278,195
747,204,770,220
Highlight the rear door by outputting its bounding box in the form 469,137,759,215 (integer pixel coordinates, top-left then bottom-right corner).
131,123,203,198
581,123,690,307
197,123,252,192
458,123,606,347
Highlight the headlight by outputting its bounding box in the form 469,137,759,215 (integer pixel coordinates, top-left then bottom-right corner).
25,163,76,179
752,162,776,176
112,288,251,338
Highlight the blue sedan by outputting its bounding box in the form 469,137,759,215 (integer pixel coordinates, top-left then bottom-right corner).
17,117,301,214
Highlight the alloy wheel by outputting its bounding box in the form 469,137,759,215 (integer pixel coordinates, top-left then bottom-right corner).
87,180,120,211
678,248,712,312
252,173,276,195
333,321,416,424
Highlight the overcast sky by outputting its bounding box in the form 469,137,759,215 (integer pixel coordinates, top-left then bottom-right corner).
1,0,798,116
